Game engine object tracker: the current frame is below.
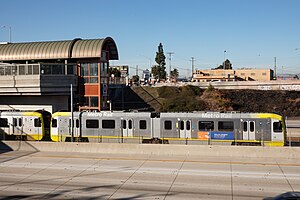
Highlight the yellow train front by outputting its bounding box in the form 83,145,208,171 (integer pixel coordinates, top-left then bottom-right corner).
0,110,51,141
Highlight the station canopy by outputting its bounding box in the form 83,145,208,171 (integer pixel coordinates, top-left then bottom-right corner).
0,37,118,61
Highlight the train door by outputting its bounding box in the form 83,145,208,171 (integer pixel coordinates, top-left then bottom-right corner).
69,118,80,137
151,118,160,138
179,120,192,138
122,119,133,137
242,121,255,140
12,117,23,135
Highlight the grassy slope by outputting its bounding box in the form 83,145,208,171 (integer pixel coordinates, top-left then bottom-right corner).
132,85,300,117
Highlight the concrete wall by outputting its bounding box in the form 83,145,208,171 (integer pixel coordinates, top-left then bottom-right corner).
0,95,69,112
1,141,300,159
0,75,77,95
154,80,300,91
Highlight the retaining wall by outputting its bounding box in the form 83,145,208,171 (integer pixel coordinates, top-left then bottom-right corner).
1,141,300,159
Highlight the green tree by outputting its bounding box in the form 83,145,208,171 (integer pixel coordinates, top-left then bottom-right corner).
152,43,166,80
170,68,179,78
215,59,232,70
109,68,121,77
132,75,139,83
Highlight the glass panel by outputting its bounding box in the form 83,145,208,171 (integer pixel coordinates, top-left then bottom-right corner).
86,119,99,128
218,121,234,131
164,120,172,130
13,118,17,126
102,120,115,129
52,65,64,74
90,97,98,107
129,120,133,129
52,119,57,127
28,65,33,75
5,66,12,75
67,64,74,75
186,121,191,130
122,120,126,129
34,118,41,127
0,67,4,75
19,118,22,127
90,63,98,76
83,97,89,106
0,118,9,127
81,63,88,76
180,121,184,130
139,120,146,129
273,122,282,132
250,122,255,132
243,122,247,132
19,66,25,75
101,62,108,76
90,77,98,83
199,121,214,131
33,65,39,74
76,119,79,128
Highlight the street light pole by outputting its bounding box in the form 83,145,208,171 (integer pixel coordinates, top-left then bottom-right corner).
223,50,226,70
1,25,11,43
70,84,74,142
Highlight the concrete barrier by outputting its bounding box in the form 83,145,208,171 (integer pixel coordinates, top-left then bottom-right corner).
1,141,300,159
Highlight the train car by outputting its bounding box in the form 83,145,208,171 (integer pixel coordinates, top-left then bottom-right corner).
0,110,51,141
157,112,285,146
51,111,153,142
51,111,286,146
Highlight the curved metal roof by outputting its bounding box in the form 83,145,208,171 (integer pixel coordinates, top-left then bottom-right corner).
71,37,118,60
0,37,118,61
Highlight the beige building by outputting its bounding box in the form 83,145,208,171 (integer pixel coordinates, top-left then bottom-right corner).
192,68,274,82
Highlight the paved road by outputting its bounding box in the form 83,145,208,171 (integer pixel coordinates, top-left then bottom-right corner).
0,151,299,200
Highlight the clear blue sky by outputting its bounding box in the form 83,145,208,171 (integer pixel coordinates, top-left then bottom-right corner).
1,0,300,77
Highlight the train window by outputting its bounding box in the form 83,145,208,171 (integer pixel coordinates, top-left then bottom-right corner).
139,120,146,129
199,121,214,131
243,122,247,132
129,120,133,129
52,119,57,127
186,121,191,131
13,118,17,126
102,120,115,129
218,121,234,131
34,118,41,127
122,120,126,129
19,118,22,127
250,122,255,132
69,119,80,128
273,121,282,132
0,118,9,127
164,120,172,130
86,119,99,128
179,121,184,130
76,119,79,128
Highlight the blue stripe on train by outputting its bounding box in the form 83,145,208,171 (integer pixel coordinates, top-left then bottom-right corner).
209,132,234,140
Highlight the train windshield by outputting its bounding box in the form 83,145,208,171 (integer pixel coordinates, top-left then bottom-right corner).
273,121,283,132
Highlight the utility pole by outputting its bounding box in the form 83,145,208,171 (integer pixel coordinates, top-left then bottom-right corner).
1,25,11,43
136,65,138,77
274,57,277,79
190,57,196,78
167,52,174,78
70,84,74,142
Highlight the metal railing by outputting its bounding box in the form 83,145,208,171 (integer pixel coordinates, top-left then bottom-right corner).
0,63,77,76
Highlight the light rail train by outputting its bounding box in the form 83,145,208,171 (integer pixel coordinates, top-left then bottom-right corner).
0,110,286,146
51,111,286,146
0,110,51,141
